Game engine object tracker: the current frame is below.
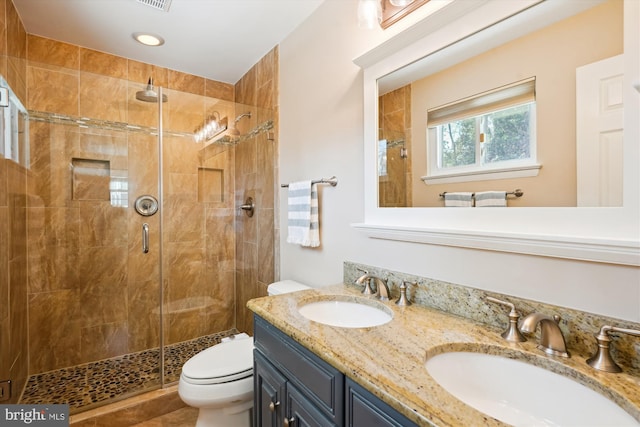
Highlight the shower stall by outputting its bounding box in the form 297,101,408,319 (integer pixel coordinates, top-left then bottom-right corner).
1,53,277,413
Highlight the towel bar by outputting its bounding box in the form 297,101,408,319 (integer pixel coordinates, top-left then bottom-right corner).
439,189,523,198
281,176,338,188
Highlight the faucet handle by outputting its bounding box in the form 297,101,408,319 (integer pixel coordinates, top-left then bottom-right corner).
354,269,375,295
587,325,640,373
486,296,526,343
395,281,413,306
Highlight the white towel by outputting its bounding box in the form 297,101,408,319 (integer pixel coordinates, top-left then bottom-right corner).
444,192,474,207
475,191,507,207
286,181,320,247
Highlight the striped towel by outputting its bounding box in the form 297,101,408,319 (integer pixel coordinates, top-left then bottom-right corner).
444,192,474,207
286,181,320,247
475,191,507,207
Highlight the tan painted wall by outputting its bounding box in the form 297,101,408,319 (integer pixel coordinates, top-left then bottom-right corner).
410,0,623,207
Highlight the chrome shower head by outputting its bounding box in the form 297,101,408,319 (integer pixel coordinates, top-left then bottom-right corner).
136,78,168,103
229,112,252,135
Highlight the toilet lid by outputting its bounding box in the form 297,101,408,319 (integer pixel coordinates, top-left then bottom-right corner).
181,336,254,385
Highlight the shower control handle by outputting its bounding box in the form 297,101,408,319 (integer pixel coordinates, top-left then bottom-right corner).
240,197,255,217
142,223,149,253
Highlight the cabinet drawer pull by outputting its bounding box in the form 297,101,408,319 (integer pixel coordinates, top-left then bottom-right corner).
269,400,280,412
283,416,295,427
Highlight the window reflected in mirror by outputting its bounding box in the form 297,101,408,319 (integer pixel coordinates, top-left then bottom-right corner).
376,0,623,208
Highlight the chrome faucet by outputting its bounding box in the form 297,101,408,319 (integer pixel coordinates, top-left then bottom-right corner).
374,277,391,301
353,269,390,301
395,281,413,306
354,269,375,295
486,296,526,343
520,313,570,357
587,325,640,373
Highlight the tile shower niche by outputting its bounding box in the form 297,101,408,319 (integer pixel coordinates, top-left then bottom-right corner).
198,167,224,203
71,158,111,201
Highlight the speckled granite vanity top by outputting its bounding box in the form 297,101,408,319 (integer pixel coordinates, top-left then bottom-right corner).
247,284,640,426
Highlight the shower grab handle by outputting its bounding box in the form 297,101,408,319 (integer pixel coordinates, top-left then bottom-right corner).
142,223,149,253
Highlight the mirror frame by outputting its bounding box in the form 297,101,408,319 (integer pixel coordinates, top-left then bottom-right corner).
353,0,639,266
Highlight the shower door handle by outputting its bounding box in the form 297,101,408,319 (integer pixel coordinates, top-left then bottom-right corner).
142,223,150,253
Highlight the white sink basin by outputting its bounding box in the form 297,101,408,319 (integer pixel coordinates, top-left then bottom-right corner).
298,297,392,328
425,351,639,426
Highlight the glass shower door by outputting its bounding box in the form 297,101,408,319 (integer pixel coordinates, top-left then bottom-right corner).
22,77,164,412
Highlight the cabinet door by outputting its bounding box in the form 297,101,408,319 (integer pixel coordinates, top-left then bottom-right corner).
346,379,417,427
286,383,339,427
254,350,287,427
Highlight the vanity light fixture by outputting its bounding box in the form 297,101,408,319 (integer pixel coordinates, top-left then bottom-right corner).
357,0,382,29
132,32,165,47
194,112,228,143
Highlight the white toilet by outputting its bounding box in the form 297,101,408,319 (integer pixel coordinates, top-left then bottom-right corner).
178,280,310,427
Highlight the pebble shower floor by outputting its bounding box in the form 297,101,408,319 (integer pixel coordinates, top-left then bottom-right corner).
20,330,236,413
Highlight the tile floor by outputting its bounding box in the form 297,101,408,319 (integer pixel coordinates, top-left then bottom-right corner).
21,329,236,413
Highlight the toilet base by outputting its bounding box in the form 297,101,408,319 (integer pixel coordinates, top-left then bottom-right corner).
195,405,252,427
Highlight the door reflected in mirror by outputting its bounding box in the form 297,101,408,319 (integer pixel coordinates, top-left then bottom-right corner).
377,0,623,208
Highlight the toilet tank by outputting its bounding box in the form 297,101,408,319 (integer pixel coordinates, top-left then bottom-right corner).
267,280,310,296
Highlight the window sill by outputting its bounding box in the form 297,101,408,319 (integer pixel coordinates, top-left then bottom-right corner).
421,163,541,185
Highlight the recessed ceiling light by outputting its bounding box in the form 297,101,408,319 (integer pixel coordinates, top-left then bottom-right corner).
133,32,165,47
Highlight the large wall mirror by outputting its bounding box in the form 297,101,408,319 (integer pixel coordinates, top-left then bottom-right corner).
378,0,622,208
354,0,639,265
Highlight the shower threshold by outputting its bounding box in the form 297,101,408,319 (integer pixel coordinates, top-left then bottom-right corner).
20,329,237,414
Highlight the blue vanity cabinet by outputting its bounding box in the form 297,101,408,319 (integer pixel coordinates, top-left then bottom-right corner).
254,350,287,427
253,315,418,427
254,316,344,427
346,378,417,427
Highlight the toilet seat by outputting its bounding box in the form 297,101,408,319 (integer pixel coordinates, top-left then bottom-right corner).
181,336,254,385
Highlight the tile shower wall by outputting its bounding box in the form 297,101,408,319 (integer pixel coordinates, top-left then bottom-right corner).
378,85,412,207
2,0,279,404
0,0,29,404
234,47,279,334
23,31,239,375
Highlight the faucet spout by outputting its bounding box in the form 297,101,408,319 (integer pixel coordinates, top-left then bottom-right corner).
372,277,390,301
520,313,570,358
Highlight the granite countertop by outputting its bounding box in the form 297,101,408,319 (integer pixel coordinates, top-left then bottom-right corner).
247,284,640,426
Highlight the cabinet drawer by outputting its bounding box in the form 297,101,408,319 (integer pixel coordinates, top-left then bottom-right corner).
254,316,344,422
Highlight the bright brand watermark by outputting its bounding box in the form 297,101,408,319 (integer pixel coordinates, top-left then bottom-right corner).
1,405,69,426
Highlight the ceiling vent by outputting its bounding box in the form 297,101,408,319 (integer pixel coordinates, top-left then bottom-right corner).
136,0,172,12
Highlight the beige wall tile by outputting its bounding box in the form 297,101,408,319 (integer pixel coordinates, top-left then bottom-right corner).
257,210,274,285
205,78,234,101
168,69,204,95
206,208,235,261
7,55,25,102
77,246,128,325
28,289,82,373
80,48,127,79
164,89,204,134
128,60,168,88
80,322,129,362
165,242,206,304
27,35,79,69
79,73,128,122
0,0,7,56
127,279,160,353
0,158,6,207
27,65,79,115
6,0,25,59
26,206,80,294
